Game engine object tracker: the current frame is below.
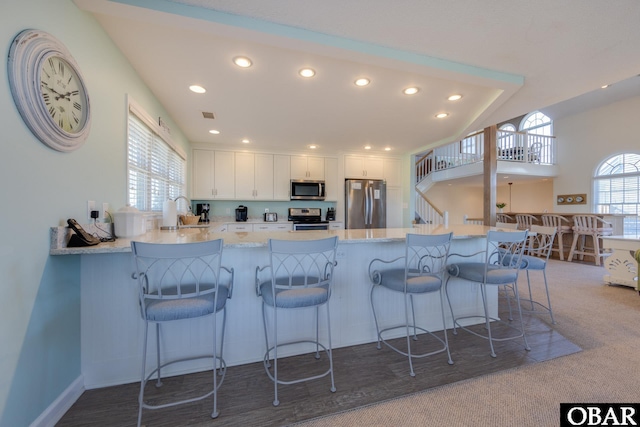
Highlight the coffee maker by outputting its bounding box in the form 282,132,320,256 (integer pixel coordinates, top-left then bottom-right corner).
235,205,248,222
196,203,210,223
326,207,336,221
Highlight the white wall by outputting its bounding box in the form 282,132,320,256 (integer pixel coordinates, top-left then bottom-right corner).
0,1,189,425
553,95,640,212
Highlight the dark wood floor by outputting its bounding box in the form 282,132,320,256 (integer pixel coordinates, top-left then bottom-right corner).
57,302,580,427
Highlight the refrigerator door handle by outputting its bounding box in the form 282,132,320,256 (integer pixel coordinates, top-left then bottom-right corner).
364,184,369,225
367,185,373,226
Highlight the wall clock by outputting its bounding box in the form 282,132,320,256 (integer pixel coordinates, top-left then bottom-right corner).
8,29,91,152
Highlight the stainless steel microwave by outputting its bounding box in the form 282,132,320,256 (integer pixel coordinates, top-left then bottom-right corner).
290,180,326,201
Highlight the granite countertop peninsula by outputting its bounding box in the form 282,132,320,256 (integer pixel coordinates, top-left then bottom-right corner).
50,223,494,255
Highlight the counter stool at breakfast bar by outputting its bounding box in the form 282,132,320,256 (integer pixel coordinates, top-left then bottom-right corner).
541,214,572,261
568,214,613,266
369,233,454,377
446,230,530,358
255,236,338,406
131,240,234,427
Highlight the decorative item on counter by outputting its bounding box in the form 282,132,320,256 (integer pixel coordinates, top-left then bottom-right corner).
496,202,506,213
179,214,200,226
113,205,146,238
162,199,177,229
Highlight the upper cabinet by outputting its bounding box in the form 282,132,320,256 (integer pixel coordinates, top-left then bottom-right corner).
324,157,338,201
273,154,291,200
344,155,384,179
291,155,325,180
235,152,274,200
192,149,235,199
383,157,402,187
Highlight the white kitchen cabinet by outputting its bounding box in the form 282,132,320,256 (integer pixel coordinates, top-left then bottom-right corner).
328,222,343,230
344,155,384,179
227,223,253,232
273,154,291,200
290,155,325,180
192,149,235,199
235,152,274,200
383,157,402,187
253,223,292,232
324,157,338,201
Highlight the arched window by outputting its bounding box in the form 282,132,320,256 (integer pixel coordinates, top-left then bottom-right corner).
594,152,640,235
520,111,553,136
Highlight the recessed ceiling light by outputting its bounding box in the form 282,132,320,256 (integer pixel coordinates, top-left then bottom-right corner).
448,94,462,101
242,139,250,144
299,68,315,78
308,144,317,149
209,129,220,135
601,84,610,89
233,56,252,68
364,145,372,150
403,87,419,95
189,85,206,94
384,147,392,151
435,113,449,119
355,78,370,87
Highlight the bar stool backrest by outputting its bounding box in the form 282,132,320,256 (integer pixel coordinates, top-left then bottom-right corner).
541,214,571,230
572,214,612,233
516,214,538,230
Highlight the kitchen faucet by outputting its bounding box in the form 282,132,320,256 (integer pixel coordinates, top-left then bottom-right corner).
174,196,192,213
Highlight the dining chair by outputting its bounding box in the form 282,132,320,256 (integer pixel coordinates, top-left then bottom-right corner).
445,230,530,357
568,214,613,266
131,240,234,427
255,236,338,406
541,214,572,260
515,214,538,230
369,233,454,377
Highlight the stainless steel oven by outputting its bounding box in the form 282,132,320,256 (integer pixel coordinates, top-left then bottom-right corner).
290,180,326,201
292,222,329,231
289,207,330,231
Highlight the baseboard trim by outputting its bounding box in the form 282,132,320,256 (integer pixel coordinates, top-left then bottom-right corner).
30,376,84,427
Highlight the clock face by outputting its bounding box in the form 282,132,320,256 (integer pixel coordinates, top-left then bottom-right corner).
8,29,91,152
40,55,88,134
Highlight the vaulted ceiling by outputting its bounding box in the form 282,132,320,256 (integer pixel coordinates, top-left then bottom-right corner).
76,0,640,156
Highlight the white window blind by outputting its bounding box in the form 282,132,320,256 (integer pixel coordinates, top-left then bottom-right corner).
594,153,640,235
127,109,185,212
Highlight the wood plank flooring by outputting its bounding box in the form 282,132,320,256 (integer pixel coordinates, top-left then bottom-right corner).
57,301,580,427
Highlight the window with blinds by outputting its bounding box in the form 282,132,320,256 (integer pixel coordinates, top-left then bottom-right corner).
127,109,185,212
594,153,640,235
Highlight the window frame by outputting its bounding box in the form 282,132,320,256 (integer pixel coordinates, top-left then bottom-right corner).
127,97,186,213
593,152,640,236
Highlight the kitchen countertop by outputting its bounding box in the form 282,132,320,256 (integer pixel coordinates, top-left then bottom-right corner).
50,224,495,255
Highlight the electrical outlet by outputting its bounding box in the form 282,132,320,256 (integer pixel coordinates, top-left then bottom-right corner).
87,200,96,220
265,208,269,213
102,203,109,220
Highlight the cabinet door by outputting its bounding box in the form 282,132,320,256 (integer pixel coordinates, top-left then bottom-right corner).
307,156,325,180
324,157,338,201
234,152,255,199
213,151,235,199
290,155,309,179
344,156,365,178
254,153,274,200
363,158,384,179
290,155,324,179
273,155,290,200
192,149,215,198
227,223,252,232
383,158,402,187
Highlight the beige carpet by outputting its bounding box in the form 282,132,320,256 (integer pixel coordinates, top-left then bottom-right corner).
295,259,640,427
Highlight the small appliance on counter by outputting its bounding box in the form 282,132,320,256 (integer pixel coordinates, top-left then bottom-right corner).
196,203,210,223
326,207,336,221
264,212,278,222
235,205,248,222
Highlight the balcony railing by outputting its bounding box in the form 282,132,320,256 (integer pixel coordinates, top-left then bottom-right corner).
415,130,556,182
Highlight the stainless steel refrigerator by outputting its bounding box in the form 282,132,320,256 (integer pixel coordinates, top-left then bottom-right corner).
345,179,386,229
